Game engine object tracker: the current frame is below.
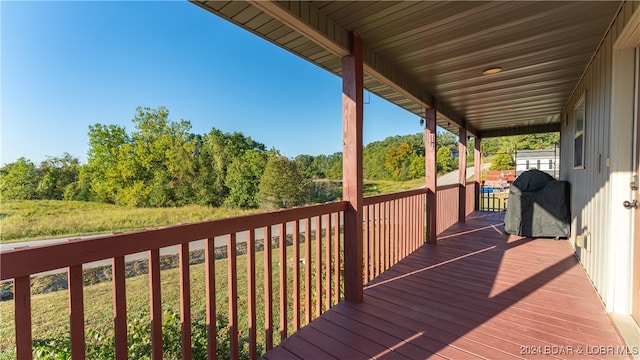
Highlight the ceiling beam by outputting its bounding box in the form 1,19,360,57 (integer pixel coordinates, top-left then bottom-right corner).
478,123,561,138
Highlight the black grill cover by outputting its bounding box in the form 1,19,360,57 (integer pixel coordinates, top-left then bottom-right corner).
504,169,570,238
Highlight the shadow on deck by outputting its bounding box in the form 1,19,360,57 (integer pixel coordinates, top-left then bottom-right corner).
262,212,629,359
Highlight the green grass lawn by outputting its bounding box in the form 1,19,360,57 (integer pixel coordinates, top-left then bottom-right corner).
0,178,425,244
363,178,424,195
0,200,261,243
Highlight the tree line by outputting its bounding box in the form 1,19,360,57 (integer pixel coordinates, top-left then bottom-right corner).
482,133,559,170
0,106,559,208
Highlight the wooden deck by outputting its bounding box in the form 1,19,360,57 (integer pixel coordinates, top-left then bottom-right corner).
262,212,630,359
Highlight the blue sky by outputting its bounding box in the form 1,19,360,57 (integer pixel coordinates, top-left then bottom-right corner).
2,1,422,166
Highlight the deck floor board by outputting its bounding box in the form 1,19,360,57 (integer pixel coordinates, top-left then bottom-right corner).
261,212,630,359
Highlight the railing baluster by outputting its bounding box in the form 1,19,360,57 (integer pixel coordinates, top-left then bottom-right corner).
388,200,393,269
205,238,217,360
247,230,257,360
315,216,322,318
380,201,385,272
393,199,404,265
365,205,376,282
293,220,300,331
408,196,411,255
417,195,421,247
416,195,419,247
264,226,273,351
363,205,369,283
393,199,398,266
492,192,496,211
14,276,32,360
396,198,411,263
375,203,381,277
408,196,412,253
415,195,420,248
227,234,239,360
278,223,287,341
112,256,128,360
324,214,331,310
421,194,425,242
402,198,407,258
413,195,417,250
69,265,86,360
388,201,393,269
333,212,340,303
149,248,163,360
385,201,390,271
180,243,193,360
304,218,312,325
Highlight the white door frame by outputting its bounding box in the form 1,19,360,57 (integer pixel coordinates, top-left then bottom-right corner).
609,10,640,314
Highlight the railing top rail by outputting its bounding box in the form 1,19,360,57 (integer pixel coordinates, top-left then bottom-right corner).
362,188,428,206
1,201,347,281
437,183,462,191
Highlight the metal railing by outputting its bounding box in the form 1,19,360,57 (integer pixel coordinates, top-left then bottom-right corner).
480,184,509,212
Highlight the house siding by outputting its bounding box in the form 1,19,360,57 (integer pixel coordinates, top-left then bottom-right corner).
560,0,639,310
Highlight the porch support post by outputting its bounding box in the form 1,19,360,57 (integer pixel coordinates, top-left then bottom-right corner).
342,32,363,303
474,137,482,211
458,128,467,222
425,105,437,244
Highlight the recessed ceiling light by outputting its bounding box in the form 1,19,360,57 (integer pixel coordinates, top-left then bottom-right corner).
482,67,502,75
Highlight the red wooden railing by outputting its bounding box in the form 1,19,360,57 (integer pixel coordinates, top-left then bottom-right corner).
1,202,346,360
362,189,427,283
2,185,472,359
436,184,459,235
466,182,476,216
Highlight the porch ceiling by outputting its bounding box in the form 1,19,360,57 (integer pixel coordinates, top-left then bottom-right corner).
192,1,622,138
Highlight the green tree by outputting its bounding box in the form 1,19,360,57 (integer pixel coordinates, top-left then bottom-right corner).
85,123,129,204
437,131,457,155
126,106,196,207
481,137,501,156
258,156,308,209
83,106,272,207
225,150,268,208
295,154,321,178
408,154,425,178
0,158,41,199
325,152,343,180
436,146,454,174
490,152,514,170
37,153,81,200
481,133,559,157
384,143,414,181
195,129,267,207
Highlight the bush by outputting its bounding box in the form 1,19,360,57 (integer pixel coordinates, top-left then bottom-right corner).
489,153,514,171
30,310,258,359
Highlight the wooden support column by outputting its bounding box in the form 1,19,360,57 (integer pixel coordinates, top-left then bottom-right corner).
474,137,482,211
425,105,437,244
342,32,364,303
458,128,467,222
